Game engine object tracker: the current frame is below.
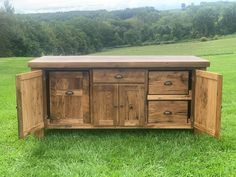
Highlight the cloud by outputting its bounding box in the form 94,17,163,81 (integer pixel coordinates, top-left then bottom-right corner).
2,0,236,13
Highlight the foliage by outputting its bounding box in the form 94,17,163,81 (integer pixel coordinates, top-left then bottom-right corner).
1,2,236,56
200,37,208,42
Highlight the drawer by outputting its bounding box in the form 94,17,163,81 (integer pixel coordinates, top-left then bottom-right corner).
93,69,145,83
148,101,188,124
149,71,189,94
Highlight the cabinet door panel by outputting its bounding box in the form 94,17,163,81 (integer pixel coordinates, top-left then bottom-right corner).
93,84,118,126
16,70,44,138
119,85,145,126
194,70,222,138
50,72,90,124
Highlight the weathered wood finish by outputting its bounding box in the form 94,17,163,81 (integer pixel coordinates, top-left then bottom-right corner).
148,101,188,124
93,84,118,126
119,84,145,126
49,72,90,123
16,70,44,138
93,69,145,83
29,56,210,68
194,70,222,138
147,91,192,101
15,56,223,139
149,71,189,95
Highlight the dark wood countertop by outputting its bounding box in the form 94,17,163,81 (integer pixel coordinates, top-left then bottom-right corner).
28,56,210,69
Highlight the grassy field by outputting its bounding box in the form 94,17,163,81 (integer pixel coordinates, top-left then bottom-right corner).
94,35,236,56
0,36,236,176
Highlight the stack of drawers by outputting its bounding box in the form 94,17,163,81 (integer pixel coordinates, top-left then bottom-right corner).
147,71,191,127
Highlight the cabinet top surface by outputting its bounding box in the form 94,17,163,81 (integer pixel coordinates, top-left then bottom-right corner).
29,56,210,68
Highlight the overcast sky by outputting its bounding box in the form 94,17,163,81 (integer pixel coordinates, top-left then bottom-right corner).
1,0,236,13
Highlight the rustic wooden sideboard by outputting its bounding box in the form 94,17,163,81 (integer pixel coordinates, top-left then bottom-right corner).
16,56,223,139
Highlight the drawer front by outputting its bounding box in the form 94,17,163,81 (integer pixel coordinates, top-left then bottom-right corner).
149,71,189,94
93,69,145,83
148,101,188,124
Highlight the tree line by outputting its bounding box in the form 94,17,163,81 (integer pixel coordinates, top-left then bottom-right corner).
0,1,236,57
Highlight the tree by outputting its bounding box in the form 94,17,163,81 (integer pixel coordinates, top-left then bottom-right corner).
124,29,141,45
193,7,218,37
220,5,236,34
181,3,186,10
2,0,14,14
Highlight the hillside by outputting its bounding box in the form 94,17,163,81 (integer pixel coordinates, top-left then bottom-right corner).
1,1,236,57
94,34,236,56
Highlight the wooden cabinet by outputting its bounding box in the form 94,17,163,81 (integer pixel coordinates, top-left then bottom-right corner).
49,72,90,124
93,84,118,126
92,70,145,127
16,56,223,139
119,84,145,126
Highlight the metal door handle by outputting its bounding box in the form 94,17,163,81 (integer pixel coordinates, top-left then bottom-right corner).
163,111,172,115
114,74,123,79
164,80,173,86
65,90,74,96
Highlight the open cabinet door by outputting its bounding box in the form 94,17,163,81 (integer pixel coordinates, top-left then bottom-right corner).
194,70,223,138
16,70,44,139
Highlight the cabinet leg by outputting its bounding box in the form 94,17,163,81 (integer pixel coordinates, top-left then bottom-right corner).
34,129,44,139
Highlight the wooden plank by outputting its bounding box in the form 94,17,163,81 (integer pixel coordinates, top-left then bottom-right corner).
28,56,210,69
46,123,192,129
92,84,118,126
149,71,189,95
16,70,42,80
50,118,84,124
148,101,188,125
194,70,223,138
147,92,192,100
119,84,145,127
16,70,44,138
49,71,90,122
93,69,145,83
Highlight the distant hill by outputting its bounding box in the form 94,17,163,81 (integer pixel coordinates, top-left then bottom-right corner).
0,1,236,57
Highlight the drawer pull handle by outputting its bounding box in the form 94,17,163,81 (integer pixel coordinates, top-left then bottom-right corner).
164,80,173,86
163,111,172,116
65,90,74,96
114,74,123,79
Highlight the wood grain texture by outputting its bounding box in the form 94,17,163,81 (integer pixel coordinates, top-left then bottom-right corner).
194,70,222,138
28,56,210,69
149,71,189,95
16,70,44,138
92,84,118,126
119,84,145,126
147,91,192,100
148,101,188,124
93,69,145,83
46,124,192,129
49,72,90,123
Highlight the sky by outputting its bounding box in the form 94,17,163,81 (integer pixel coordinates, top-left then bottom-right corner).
1,0,236,13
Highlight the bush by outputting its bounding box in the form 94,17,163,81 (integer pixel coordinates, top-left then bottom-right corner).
213,35,219,40
200,37,208,42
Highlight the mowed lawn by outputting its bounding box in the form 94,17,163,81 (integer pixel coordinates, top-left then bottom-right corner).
0,37,236,176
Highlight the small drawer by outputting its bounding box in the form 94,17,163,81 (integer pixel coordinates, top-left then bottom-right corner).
148,101,188,124
149,71,189,95
93,69,145,83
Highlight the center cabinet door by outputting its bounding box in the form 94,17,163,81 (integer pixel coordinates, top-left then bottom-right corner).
49,72,90,124
92,84,145,127
92,84,118,126
119,85,145,127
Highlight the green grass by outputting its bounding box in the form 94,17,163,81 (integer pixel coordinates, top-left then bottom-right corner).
1,36,236,176
94,36,236,56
